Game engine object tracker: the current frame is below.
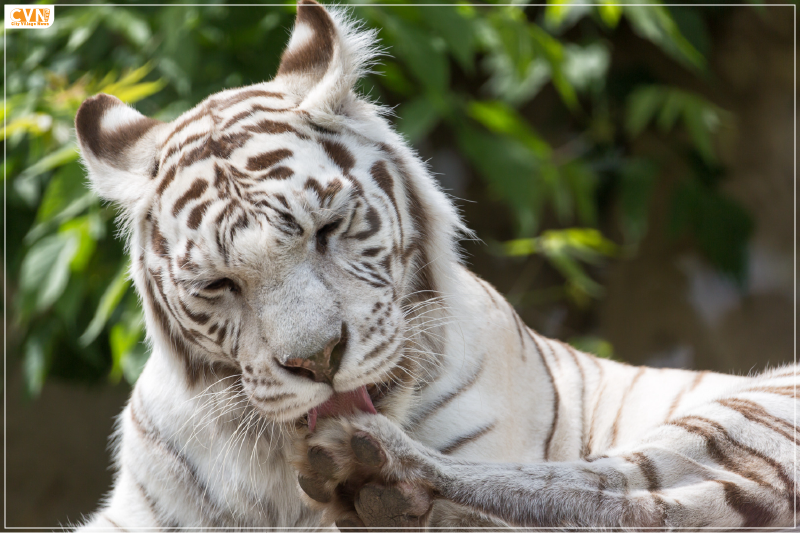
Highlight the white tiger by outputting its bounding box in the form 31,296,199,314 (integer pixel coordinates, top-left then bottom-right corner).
75,1,797,529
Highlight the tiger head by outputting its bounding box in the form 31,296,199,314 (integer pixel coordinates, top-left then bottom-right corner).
75,1,465,425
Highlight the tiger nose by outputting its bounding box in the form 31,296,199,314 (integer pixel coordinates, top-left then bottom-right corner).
280,325,347,385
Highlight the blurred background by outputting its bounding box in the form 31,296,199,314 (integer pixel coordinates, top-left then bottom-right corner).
4,1,795,527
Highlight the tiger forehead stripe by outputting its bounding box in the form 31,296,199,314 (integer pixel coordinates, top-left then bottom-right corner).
161,106,210,147
247,149,293,172
242,119,304,137
321,139,355,173
162,131,208,165
370,160,397,214
264,166,294,180
172,179,208,217
224,103,297,127
186,199,209,230
304,177,343,204
212,88,284,110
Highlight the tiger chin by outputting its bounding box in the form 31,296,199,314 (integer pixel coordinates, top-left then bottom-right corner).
75,1,796,530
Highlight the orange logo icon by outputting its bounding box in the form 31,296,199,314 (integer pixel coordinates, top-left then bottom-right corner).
5,5,54,28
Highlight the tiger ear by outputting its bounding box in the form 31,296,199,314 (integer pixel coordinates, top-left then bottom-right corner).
75,93,164,208
275,0,379,114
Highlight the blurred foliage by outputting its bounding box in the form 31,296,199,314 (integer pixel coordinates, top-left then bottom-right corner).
5,2,755,394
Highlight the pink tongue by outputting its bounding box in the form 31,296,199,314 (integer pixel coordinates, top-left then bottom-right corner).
308,385,377,432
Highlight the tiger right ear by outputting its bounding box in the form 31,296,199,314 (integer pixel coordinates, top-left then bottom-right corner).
75,93,164,208
274,0,379,116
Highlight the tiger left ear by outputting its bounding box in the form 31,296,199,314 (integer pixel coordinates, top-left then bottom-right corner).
75,93,164,209
275,0,378,114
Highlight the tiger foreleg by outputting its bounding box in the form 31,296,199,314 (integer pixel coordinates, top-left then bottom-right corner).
295,412,795,529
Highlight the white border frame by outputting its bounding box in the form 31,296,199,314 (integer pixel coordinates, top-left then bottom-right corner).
3,2,797,531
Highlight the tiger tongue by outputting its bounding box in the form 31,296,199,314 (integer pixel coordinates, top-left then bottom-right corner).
307,385,377,432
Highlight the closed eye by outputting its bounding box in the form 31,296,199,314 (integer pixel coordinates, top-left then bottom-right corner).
316,218,343,253
202,278,240,293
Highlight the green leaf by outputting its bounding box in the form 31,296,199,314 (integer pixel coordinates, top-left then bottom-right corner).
13,144,80,206
103,8,153,47
569,335,616,359
504,228,617,259
456,125,542,234
530,25,579,111
618,158,657,244
80,263,131,347
376,61,415,96
26,193,97,245
120,336,149,385
23,336,48,397
20,232,79,313
467,100,551,157
488,9,536,81
396,97,440,144
109,80,167,105
562,43,611,94
503,229,617,301
98,64,166,104
669,179,754,284
623,6,705,71
656,89,683,132
109,301,147,384
420,6,476,74
625,86,665,137
3,113,53,140
60,217,99,272
384,17,449,94
682,98,720,164
562,160,598,226
626,85,725,164
598,3,622,28
545,2,569,26
34,162,90,224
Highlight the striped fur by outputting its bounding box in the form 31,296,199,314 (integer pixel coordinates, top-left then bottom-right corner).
75,2,797,530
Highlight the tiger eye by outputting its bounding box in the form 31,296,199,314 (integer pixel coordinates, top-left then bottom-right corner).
203,278,239,292
316,218,343,253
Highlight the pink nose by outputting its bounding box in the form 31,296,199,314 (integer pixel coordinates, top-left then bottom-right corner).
280,326,347,385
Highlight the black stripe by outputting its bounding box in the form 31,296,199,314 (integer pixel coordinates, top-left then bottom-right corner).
716,397,799,444
560,340,586,454
625,452,660,491
609,367,645,446
526,329,559,460
439,422,496,455
406,359,485,430
129,395,223,521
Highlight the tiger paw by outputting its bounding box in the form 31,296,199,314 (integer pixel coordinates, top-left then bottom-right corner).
293,413,437,530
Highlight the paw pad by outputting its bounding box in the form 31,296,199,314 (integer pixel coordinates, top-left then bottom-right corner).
298,474,332,503
307,446,339,479
334,513,366,531
355,482,432,528
351,431,385,468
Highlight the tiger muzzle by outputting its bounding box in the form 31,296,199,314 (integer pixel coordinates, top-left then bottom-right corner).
279,323,348,385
